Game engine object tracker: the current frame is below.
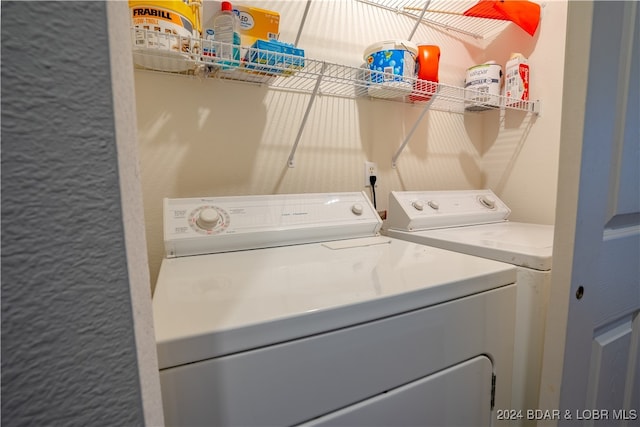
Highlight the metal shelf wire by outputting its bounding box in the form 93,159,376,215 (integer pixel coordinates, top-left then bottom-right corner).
355,0,513,40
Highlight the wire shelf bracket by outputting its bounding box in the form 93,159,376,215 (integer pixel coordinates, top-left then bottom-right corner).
287,62,328,168
392,90,438,168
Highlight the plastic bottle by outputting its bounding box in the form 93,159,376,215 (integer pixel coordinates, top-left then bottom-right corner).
504,53,530,106
213,1,240,70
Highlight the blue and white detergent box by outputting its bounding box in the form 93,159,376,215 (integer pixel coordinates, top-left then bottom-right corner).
244,39,305,75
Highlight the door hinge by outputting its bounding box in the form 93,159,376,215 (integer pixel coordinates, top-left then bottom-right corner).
491,373,496,410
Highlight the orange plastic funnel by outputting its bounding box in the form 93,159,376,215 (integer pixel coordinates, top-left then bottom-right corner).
463,0,541,36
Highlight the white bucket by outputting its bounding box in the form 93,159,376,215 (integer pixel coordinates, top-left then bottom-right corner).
363,40,418,98
465,62,502,110
130,1,202,72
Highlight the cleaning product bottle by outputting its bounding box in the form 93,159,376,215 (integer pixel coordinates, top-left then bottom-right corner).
504,53,530,106
213,1,240,70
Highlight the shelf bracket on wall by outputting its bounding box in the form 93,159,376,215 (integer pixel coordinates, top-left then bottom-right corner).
407,0,432,41
295,0,313,47
391,93,437,168
287,61,327,168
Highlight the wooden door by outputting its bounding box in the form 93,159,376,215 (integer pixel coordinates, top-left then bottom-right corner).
539,1,639,426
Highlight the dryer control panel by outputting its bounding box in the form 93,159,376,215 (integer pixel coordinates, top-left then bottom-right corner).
386,190,511,231
164,192,382,257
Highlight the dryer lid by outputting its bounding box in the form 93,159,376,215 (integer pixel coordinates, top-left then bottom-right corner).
388,222,554,270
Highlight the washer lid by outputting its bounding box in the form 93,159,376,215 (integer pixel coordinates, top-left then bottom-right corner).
153,237,516,369
388,222,553,270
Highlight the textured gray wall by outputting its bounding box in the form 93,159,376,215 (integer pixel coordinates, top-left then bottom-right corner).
1,2,145,425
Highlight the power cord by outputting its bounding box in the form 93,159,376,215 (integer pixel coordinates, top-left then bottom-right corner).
369,175,377,209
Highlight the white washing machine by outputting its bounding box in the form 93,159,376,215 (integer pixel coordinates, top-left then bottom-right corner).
153,192,518,426
386,190,554,424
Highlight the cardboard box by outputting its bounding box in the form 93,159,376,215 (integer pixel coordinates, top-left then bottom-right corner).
235,5,280,46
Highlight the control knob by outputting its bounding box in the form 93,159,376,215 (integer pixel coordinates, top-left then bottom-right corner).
196,207,221,230
351,203,364,215
478,196,496,209
412,201,425,211
427,200,440,210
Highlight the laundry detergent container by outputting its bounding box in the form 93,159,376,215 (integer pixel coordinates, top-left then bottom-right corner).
363,40,417,98
130,0,202,72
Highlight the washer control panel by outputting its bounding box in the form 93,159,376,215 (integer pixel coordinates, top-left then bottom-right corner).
386,190,511,231
164,192,382,257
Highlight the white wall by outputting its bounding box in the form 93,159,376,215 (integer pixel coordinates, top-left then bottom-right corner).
134,0,567,289
482,0,568,224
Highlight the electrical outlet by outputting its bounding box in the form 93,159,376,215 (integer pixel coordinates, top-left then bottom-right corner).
364,161,378,187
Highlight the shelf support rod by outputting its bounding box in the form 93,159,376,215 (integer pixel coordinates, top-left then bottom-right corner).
391,94,437,168
407,0,432,41
295,0,313,47
288,61,327,168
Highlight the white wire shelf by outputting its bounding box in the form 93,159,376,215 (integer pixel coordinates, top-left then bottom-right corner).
356,0,513,40
131,28,539,115
132,27,540,167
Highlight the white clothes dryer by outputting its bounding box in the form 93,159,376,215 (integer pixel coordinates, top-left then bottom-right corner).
153,192,518,426
386,190,554,424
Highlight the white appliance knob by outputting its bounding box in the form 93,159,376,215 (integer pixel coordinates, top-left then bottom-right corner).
412,201,425,211
351,203,364,215
479,196,496,209
427,200,440,210
196,208,220,230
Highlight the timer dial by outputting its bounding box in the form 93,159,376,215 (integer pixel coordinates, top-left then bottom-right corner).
196,208,220,230
189,206,230,234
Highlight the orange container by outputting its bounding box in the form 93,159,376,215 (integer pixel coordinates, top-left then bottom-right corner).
410,44,440,102
416,44,440,82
